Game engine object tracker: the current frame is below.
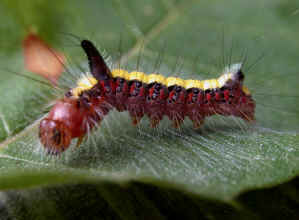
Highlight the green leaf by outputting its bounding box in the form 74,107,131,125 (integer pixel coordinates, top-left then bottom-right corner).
1,0,299,219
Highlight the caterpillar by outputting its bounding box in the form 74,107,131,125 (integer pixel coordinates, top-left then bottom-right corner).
39,39,255,154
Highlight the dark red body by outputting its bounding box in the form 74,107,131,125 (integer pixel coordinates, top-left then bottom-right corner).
39,76,255,154
39,40,255,154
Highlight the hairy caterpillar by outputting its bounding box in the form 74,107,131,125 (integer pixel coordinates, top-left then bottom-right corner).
39,39,255,154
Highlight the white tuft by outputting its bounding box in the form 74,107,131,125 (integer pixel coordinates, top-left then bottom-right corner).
223,63,243,75
77,73,94,86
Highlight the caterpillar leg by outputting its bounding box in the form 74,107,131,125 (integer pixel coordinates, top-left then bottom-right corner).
192,119,204,129
131,115,142,126
150,118,161,128
76,135,85,148
172,118,184,129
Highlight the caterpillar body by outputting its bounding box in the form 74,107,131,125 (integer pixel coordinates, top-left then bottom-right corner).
39,40,255,154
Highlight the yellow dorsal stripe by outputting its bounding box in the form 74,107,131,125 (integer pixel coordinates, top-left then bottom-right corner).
111,69,231,90
147,74,166,84
128,71,146,81
72,73,98,97
112,69,129,79
166,77,185,87
184,80,203,90
71,68,250,97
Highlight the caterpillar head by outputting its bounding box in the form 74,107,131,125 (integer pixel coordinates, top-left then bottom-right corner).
39,118,72,154
39,99,86,154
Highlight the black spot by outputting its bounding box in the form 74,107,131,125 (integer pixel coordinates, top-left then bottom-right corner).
236,70,245,81
154,83,161,90
128,81,134,86
168,86,175,92
135,81,142,88
175,86,182,93
76,100,81,108
119,78,125,83
193,88,199,94
65,90,72,97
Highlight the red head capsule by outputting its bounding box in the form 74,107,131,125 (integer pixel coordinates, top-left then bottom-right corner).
39,99,87,154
